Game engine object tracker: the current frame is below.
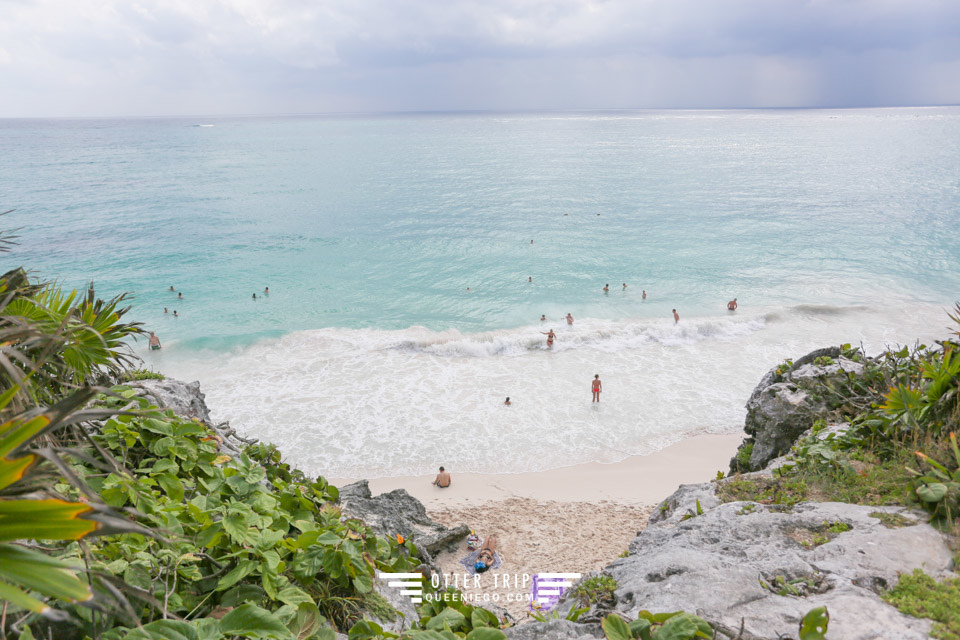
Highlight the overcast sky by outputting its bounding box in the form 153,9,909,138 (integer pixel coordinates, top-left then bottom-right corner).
1,0,958,117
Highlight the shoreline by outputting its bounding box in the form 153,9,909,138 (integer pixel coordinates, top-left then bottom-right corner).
335,433,743,620
333,433,742,507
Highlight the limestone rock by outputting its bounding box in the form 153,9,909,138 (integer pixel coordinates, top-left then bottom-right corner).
129,379,212,423
338,480,470,557
504,619,603,639
734,347,867,472
606,480,953,640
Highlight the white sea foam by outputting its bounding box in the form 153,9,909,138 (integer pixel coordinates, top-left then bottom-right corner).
155,302,952,479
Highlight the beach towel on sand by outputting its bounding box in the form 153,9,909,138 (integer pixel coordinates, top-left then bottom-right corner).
459,549,503,574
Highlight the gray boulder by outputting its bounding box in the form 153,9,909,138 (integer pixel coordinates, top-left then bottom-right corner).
605,480,954,640
504,619,603,639
734,347,866,472
339,480,470,558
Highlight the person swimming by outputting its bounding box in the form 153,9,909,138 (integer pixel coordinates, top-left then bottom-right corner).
603,284,609,292
265,287,270,295
540,314,547,322
540,328,556,348
727,298,738,311
178,292,183,299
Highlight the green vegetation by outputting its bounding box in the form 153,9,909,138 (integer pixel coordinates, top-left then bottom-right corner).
571,575,618,607
601,610,712,640
734,441,754,472
813,356,835,367
717,474,808,508
869,511,917,528
884,570,960,640
529,604,588,623
120,368,166,381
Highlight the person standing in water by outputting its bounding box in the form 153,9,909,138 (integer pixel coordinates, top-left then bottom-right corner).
673,309,680,323
173,310,179,317
566,313,574,325
622,283,627,290
528,276,532,283
432,466,451,488
540,328,556,348
727,298,738,311
540,314,547,322
265,287,270,295
148,332,161,350
603,284,610,292
164,307,168,314
592,375,602,402
642,290,647,300
504,397,511,406
178,292,183,299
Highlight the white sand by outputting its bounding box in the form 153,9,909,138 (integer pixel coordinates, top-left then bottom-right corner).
335,434,741,621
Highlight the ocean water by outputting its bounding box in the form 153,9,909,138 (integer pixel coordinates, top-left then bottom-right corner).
2,108,959,478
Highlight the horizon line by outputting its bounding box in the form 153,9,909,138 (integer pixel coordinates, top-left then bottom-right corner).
2,103,959,121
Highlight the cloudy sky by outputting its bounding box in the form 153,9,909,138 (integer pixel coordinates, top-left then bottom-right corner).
1,0,958,117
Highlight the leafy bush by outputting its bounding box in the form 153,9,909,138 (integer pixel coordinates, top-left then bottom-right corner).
571,575,618,607
120,369,166,381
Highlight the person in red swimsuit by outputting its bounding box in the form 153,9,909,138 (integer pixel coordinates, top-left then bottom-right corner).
592,374,602,402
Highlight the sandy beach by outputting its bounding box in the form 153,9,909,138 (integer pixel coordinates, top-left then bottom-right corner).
336,433,741,620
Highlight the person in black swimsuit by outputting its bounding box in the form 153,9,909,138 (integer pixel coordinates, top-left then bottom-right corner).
474,535,498,573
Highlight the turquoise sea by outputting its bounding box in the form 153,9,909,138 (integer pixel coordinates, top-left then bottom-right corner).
2,108,959,477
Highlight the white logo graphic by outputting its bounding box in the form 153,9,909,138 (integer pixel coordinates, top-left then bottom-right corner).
532,573,582,607
377,572,424,603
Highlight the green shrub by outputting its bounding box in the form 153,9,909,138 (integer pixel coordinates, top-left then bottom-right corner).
571,575,618,607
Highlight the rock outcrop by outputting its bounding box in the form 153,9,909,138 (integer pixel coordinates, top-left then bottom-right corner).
128,378,255,458
339,480,470,561
596,478,954,640
732,347,865,472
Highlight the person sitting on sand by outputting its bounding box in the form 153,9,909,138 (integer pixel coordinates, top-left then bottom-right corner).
727,298,738,311
540,329,556,348
474,535,498,573
432,466,451,488
566,313,573,325
504,397,511,406
148,332,161,350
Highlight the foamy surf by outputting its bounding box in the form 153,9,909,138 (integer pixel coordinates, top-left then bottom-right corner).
153,302,953,479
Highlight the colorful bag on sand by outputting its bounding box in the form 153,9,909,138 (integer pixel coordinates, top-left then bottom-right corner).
466,531,481,551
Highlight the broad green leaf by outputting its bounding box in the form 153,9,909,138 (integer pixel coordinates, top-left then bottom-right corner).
286,602,326,640
122,620,199,640
629,618,652,639
655,613,712,640
216,559,258,591
465,629,508,640
425,607,467,632
799,606,829,640
277,586,315,607
352,573,373,594
471,607,497,628
601,614,632,640
916,483,948,503
219,604,294,639
156,473,185,503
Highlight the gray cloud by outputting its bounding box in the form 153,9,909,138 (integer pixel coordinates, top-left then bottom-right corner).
0,0,957,116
